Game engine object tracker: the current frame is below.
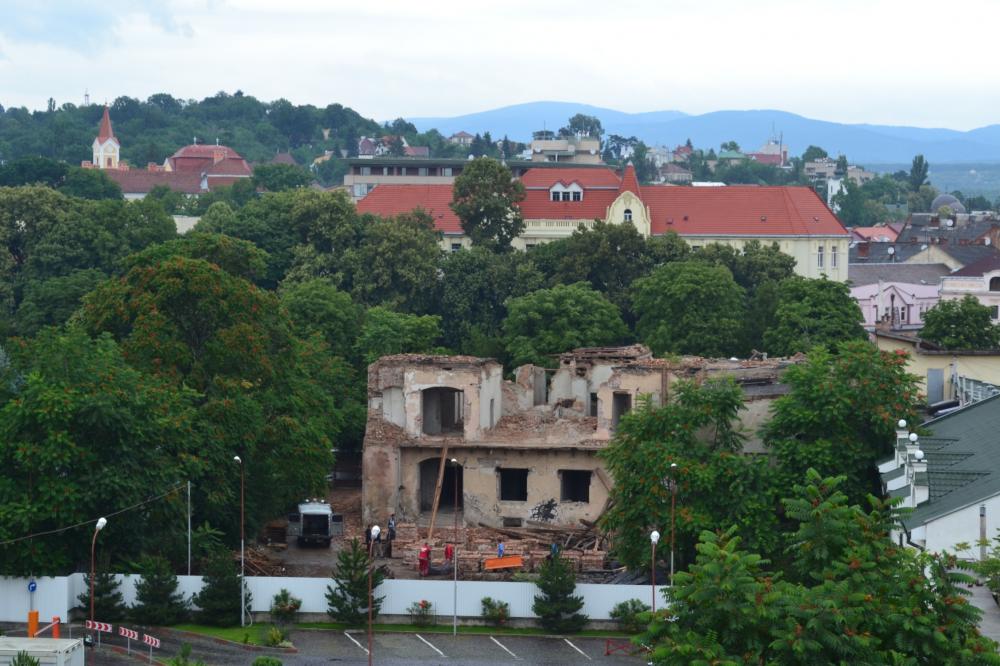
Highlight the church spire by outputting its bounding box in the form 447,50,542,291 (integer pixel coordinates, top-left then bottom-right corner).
97,105,116,143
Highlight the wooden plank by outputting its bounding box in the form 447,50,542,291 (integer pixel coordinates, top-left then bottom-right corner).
425,445,448,542
483,555,523,571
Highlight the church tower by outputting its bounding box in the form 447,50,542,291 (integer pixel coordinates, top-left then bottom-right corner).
92,106,120,169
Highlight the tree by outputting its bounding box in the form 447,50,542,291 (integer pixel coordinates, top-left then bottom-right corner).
326,538,384,626
910,153,930,192
387,136,406,157
193,551,247,627
0,157,69,188
438,247,544,355
560,114,603,138
720,140,740,152
59,167,123,200
77,566,128,622
835,154,849,177
801,145,828,162
632,261,745,357
355,307,441,365
280,279,363,359
832,178,890,227
921,296,1000,350
0,329,198,574
762,277,866,355
450,158,525,249
251,163,313,192
132,554,189,625
532,553,587,633
639,470,1000,665
13,268,107,335
908,183,939,213
601,379,778,571
503,283,628,367
125,232,269,282
763,340,922,503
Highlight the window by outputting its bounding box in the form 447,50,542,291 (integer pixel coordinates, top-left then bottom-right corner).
498,468,528,501
551,191,560,201
817,245,825,268
106,157,112,167
442,168,453,177
418,167,428,176
360,166,372,176
831,245,838,268
382,167,390,175
992,306,999,320
589,392,598,418
572,191,582,201
624,209,633,223
560,470,591,502
398,167,409,176
561,191,571,201
489,398,495,428
353,184,368,198
612,392,632,429
421,387,464,435
990,277,1000,292
450,243,462,252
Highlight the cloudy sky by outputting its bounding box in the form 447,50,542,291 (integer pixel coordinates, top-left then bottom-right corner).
1,0,997,129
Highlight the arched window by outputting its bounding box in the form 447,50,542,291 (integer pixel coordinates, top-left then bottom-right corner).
990,276,1000,292
623,208,633,223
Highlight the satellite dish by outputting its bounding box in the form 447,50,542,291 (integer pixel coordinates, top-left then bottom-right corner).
887,247,895,255
946,219,955,227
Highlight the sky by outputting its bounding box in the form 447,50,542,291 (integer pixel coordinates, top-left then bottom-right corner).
1,0,998,130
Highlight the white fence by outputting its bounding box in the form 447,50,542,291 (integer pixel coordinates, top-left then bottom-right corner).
0,575,665,624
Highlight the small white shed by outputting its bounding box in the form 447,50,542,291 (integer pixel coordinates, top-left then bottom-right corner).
0,638,84,666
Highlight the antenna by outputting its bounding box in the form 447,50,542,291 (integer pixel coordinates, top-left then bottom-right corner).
84,89,90,106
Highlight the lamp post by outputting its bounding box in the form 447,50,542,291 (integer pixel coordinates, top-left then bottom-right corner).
669,462,677,587
90,517,107,649
451,458,459,637
234,455,245,628
367,524,381,666
649,530,660,613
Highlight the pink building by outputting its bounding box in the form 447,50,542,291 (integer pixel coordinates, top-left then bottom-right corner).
851,281,941,331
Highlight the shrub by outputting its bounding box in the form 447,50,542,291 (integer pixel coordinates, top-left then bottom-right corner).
165,644,206,666
252,658,282,666
609,598,651,633
269,588,301,626
11,652,40,666
193,551,250,627
131,554,188,625
407,599,435,627
480,597,510,627
76,564,127,621
264,626,287,647
326,537,385,625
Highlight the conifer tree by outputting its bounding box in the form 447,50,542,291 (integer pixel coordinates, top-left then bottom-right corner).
193,551,248,627
326,538,384,625
77,562,127,622
131,554,188,626
532,553,587,633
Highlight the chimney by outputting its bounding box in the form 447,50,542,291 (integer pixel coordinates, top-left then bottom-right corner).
910,451,929,506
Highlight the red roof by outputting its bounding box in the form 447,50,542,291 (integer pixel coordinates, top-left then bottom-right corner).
618,164,641,197
356,184,462,234
748,153,783,166
96,106,117,144
104,169,203,195
643,186,848,237
170,144,245,160
404,146,430,157
851,225,899,242
520,167,620,189
205,158,253,177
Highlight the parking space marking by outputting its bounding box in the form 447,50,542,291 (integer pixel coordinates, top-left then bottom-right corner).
416,633,446,657
490,636,520,660
564,638,593,660
343,631,369,655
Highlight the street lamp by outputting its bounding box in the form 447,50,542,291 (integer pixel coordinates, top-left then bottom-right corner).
368,524,381,666
234,455,245,628
90,517,107,650
451,458,459,637
649,530,660,613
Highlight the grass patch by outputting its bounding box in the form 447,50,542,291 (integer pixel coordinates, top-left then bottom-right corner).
171,624,268,645
295,622,629,638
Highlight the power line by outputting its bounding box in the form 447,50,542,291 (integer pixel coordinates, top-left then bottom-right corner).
0,483,187,547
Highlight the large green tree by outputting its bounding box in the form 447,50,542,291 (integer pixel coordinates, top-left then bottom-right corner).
639,470,1000,665
326,538,385,626
355,307,442,366
921,295,1000,350
632,261,745,357
763,340,922,503
279,279,363,360
601,379,778,571
762,276,866,356
503,283,628,367
450,157,525,249
251,163,313,192
910,153,930,192
532,553,587,633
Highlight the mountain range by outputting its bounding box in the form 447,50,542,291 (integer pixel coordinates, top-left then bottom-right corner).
408,102,1000,164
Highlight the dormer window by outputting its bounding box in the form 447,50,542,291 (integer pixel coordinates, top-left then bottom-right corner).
624,208,633,223
549,182,583,202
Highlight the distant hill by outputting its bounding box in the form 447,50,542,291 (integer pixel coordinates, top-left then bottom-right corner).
408,102,1000,164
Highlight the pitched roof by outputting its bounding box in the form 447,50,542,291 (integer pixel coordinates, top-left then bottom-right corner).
104,169,203,195
618,164,641,197
356,184,462,234
270,152,298,166
96,105,116,144
205,158,253,177
847,263,951,286
643,186,849,237
170,144,245,160
852,225,899,242
951,252,1000,277
520,167,621,189
404,146,430,158
903,396,1000,527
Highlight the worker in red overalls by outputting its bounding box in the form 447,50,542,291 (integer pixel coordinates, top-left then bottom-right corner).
444,543,454,563
418,542,431,576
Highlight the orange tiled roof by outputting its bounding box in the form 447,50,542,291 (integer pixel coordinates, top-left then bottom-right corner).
96,106,117,144
356,184,463,234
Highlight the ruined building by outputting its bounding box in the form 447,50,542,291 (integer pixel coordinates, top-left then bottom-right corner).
361,345,795,530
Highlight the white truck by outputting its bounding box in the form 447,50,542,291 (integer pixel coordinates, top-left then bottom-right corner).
287,499,342,547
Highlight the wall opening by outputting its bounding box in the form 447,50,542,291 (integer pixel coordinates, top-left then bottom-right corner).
560,470,591,502
532,367,548,406
498,468,529,501
419,458,464,511
991,276,1000,292
589,392,598,418
611,392,632,429
422,387,464,435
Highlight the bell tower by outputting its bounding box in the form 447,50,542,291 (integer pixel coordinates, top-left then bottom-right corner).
92,106,120,169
